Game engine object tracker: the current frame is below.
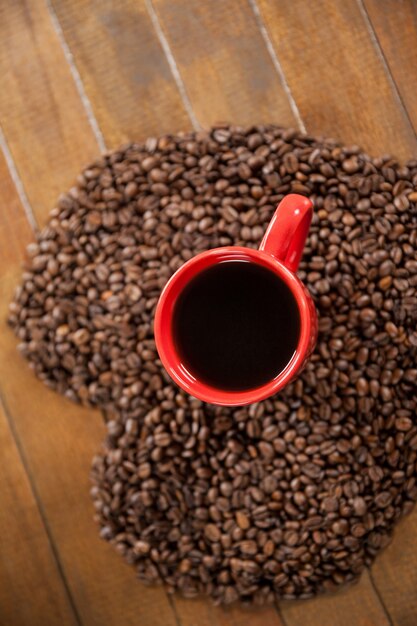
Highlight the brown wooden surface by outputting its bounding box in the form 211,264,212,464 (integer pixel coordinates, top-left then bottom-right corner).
371,512,417,626
256,0,417,160
0,0,99,215
0,396,78,626
173,597,285,626
150,0,298,129
363,0,417,133
0,1,416,625
49,0,191,148
0,151,78,626
280,571,391,626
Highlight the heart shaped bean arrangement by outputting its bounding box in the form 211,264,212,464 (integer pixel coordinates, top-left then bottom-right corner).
9,125,417,605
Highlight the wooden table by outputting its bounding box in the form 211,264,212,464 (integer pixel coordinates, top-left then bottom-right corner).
1,2,417,625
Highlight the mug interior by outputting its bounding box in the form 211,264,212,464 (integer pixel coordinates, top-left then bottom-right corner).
154,247,314,406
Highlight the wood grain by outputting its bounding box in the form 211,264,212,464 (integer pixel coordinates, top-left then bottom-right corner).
0,395,78,626
1,1,416,624
280,570,391,626
143,1,292,623
0,154,179,626
0,151,33,265
363,0,417,135
0,328,172,626
150,0,297,128
256,0,417,160
371,510,417,626
0,148,74,626
0,0,99,217
0,3,179,621
0,351,178,626
49,0,191,147
144,5,398,625
173,596,284,626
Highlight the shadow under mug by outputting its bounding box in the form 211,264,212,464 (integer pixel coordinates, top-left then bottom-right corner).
154,194,318,406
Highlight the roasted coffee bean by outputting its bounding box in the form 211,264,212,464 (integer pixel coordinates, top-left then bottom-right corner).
322,496,339,513
352,497,368,516
236,511,250,530
395,417,413,431
204,524,221,542
9,125,417,606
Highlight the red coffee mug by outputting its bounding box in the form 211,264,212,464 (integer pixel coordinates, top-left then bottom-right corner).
154,194,317,406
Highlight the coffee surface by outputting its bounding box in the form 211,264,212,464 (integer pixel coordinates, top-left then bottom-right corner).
173,262,300,390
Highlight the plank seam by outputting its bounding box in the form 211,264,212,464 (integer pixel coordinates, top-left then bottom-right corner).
248,0,306,134
166,593,183,626
45,0,107,153
0,125,38,232
357,0,417,142
145,0,201,131
367,567,395,626
0,391,84,626
275,601,289,626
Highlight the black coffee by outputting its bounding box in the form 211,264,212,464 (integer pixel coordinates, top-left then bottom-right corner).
172,261,300,391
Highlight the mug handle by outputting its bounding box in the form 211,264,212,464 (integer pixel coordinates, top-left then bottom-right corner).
259,194,313,273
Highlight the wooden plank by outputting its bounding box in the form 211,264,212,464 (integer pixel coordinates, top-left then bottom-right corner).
145,3,396,625
135,2,291,622
0,193,179,626
363,0,417,132
0,7,179,618
0,340,179,626
173,597,285,626
371,510,417,626
150,0,297,128
1,3,406,625
0,150,33,264
256,0,417,160
251,2,417,621
145,3,397,624
280,570,391,626
0,149,71,626
0,0,100,217
49,0,191,147
0,150,74,626
0,395,78,626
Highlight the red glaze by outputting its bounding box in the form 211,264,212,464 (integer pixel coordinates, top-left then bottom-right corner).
154,194,317,406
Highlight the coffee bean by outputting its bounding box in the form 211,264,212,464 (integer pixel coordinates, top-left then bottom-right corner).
262,424,279,440
154,432,171,447
304,515,324,530
10,125,417,606
236,511,250,530
71,328,90,345
302,462,322,479
395,417,413,431
332,520,349,536
284,531,299,546
263,540,275,556
322,496,339,513
204,524,221,542
379,276,393,290
342,156,360,174
240,540,258,555
359,308,377,323
133,540,150,555
273,438,286,454
352,497,367,516
375,492,392,509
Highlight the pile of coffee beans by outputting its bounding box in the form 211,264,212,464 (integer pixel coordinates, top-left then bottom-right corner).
9,125,417,604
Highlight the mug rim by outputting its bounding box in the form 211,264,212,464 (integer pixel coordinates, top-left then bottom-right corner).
154,246,314,406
